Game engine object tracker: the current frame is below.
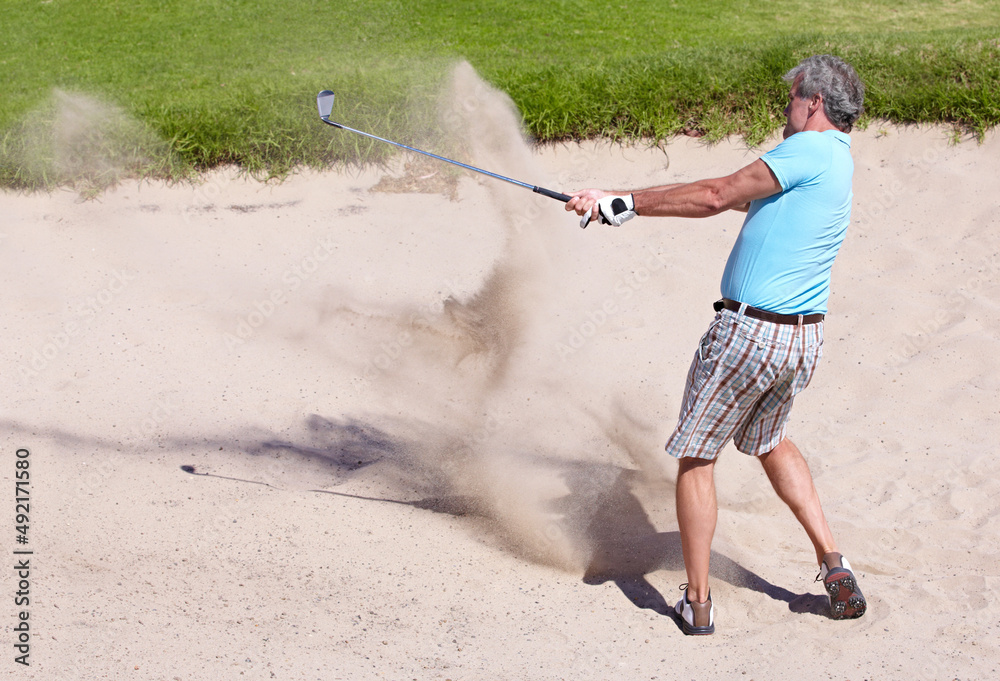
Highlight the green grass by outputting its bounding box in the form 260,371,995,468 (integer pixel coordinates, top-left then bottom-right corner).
1,0,998,189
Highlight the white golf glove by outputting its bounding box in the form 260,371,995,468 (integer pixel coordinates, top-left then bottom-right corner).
584,194,636,227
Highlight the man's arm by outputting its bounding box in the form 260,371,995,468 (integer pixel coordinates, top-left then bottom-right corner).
567,159,782,223
634,159,781,217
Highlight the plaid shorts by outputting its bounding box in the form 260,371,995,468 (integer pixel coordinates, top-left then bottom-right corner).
664,308,824,460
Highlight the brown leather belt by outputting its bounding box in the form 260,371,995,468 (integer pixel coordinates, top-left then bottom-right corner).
714,298,825,325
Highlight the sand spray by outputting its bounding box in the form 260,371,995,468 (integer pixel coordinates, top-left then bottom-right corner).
348,62,664,571
1,89,179,194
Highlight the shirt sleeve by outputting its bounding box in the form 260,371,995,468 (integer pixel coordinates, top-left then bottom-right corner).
759,132,826,191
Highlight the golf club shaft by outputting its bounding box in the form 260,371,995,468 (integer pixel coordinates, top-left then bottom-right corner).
320,118,571,203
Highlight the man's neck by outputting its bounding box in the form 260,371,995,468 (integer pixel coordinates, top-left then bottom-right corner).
803,111,841,134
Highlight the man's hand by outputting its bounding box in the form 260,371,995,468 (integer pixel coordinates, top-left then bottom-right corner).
566,189,637,228
594,194,637,226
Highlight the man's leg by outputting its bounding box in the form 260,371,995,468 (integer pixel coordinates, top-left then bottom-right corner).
759,437,867,618
757,437,836,564
676,456,717,603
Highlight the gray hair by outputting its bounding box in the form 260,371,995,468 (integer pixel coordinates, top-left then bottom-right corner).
784,55,865,132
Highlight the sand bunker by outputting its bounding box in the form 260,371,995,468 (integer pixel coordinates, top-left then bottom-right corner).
3,62,999,680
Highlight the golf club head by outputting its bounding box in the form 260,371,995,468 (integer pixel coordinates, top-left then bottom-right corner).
317,90,335,121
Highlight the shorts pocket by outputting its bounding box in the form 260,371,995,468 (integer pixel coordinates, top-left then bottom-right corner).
735,318,786,351
697,317,726,363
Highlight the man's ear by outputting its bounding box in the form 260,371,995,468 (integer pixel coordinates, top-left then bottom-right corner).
809,93,824,114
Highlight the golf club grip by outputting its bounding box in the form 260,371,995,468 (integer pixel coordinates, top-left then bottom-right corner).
533,186,572,203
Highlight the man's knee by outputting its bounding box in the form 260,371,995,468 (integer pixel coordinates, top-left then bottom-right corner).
678,455,716,477
759,437,798,463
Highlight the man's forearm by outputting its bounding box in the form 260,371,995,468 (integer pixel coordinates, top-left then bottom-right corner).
567,158,780,224
633,179,733,218
631,182,687,194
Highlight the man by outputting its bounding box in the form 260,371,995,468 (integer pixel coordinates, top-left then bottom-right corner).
566,55,867,635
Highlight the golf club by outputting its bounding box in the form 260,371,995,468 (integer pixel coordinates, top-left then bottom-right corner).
316,90,589,226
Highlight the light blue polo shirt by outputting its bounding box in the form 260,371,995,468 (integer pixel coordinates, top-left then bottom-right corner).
720,130,853,315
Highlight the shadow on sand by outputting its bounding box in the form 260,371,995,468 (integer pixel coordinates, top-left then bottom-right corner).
12,413,828,622
580,468,830,624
